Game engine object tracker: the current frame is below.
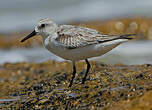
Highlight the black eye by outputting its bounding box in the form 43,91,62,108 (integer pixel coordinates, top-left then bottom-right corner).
41,24,45,28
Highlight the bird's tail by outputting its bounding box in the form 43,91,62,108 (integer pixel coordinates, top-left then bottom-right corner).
98,34,136,43
119,34,136,40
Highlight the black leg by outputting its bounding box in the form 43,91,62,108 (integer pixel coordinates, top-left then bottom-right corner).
68,62,76,87
82,59,90,84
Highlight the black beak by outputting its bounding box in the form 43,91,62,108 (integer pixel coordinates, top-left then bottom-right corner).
21,30,37,42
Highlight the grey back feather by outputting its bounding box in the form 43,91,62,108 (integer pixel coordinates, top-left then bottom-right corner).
56,25,134,49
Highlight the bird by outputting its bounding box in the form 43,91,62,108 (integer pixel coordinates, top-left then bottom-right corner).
21,18,135,87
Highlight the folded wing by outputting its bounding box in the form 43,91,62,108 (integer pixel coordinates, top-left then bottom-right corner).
56,25,135,49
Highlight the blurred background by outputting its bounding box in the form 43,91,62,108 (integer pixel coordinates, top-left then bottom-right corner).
1,0,152,64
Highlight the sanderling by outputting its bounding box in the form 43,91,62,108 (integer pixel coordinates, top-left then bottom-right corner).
21,18,135,87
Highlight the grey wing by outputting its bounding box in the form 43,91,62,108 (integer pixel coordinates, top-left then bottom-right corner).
56,25,102,49
56,25,134,49
56,34,99,49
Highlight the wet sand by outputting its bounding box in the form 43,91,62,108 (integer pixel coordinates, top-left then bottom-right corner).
0,61,152,109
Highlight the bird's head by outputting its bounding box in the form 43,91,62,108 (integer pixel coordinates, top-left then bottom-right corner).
21,18,58,42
